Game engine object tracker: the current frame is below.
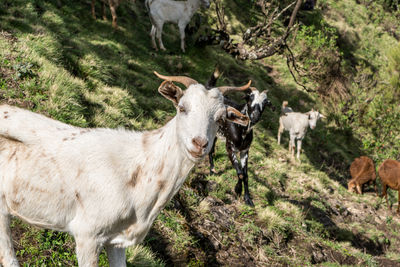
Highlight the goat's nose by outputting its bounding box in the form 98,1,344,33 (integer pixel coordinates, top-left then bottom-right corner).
192,137,208,150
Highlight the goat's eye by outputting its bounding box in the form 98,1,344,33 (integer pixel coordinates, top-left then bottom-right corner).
178,105,186,113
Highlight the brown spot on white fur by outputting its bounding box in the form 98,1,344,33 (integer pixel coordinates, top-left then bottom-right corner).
4,111,8,114
142,132,150,150
75,192,83,207
7,149,16,162
62,138,68,141
11,199,21,209
157,180,166,192
157,162,164,175
127,166,141,187
76,167,83,179
4,115,8,119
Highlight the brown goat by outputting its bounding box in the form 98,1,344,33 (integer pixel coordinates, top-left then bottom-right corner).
378,159,400,213
348,156,377,194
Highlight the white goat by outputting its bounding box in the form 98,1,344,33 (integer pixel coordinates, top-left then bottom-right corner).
277,101,325,160
0,72,250,267
145,0,210,52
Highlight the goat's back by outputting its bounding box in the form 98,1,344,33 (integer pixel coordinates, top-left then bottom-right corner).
280,112,309,133
349,156,376,183
147,0,187,22
378,159,400,190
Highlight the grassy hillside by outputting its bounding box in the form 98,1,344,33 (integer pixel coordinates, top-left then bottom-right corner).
0,0,400,265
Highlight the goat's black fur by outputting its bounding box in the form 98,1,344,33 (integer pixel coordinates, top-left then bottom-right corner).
207,71,274,206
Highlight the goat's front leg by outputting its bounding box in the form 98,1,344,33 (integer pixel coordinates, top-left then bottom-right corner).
109,0,118,29
150,26,158,50
240,150,254,206
289,134,296,159
102,1,107,20
227,143,243,197
0,213,19,267
381,183,390,210
397,190,400,214
75,235,101,267
277,120,284,145
156,23,166,51
105,245,126,267
296,138,302,161
208,137,217,174
373,180,378,196
178,23,186,52
91,0,96,19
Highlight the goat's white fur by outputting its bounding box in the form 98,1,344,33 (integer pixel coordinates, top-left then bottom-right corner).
0,82,245,266
145,0,210,52
277,104,324,160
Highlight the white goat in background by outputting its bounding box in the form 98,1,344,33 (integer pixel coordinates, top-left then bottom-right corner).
0,72,250,267
145,0,210,52
277,101,325,161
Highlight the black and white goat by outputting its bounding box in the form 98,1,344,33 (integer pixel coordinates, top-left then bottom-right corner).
208,75,274,206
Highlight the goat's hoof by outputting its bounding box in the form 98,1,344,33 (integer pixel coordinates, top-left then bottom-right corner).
244,196,254,207
160,47,166,51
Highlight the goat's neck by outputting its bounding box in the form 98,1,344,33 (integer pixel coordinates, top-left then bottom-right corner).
186,0,202,15
139,117,195,207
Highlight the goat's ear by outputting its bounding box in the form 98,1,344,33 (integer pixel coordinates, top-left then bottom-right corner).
158,81,184,106
241,93,250,100
319,113,326,119
225,106,249,126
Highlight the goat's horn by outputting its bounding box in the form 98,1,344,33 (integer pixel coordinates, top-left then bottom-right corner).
154,71,198,88
217,80,252,95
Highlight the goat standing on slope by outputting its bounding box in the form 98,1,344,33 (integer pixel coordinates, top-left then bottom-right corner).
145,0,210,52
0,72,250,267
378,159,400,214
277,101,325,161
91,0,128,28
348,156,377,195
207,73,274,206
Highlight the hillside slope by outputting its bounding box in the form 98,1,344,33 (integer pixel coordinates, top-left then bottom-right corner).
0,0,400,266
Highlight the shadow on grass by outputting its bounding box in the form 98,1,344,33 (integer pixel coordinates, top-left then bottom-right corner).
144,192,219,266
290,197,386,256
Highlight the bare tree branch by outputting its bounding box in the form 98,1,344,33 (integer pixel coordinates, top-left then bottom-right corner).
215,0,304,60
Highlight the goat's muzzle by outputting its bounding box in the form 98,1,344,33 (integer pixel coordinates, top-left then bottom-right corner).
189,137,208,159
